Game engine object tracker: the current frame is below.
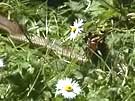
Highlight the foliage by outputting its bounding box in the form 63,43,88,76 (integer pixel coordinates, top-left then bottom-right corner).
0,0,135,101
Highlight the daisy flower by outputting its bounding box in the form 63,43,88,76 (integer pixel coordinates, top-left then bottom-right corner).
68,19,84,40
0,58,4,68
55,78,81,99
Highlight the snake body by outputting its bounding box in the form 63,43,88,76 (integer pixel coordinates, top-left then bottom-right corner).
0,15,86,62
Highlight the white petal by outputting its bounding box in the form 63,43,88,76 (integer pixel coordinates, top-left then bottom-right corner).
0,58,4,67
69,32,78,40
73,19,84,27
62,91,76,99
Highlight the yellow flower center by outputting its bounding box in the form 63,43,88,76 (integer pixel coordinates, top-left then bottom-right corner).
70,26,77,32
64,84,73,92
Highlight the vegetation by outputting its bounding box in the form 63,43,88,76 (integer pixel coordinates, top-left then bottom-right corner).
0,0,135,100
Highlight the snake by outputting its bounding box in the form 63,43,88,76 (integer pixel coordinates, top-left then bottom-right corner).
0,15,86,62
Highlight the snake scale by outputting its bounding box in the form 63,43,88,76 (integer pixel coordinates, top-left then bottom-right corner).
0,15,86,62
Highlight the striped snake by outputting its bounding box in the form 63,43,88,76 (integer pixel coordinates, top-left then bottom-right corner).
0,15,86,62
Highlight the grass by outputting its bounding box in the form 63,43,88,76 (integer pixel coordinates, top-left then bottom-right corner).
0,0,135,101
